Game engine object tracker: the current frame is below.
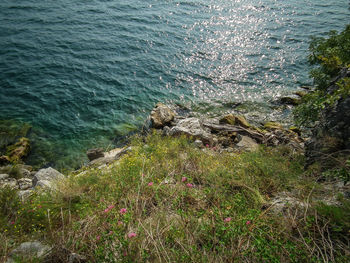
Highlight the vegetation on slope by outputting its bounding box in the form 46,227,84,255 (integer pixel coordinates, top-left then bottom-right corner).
1,133,349,262
294,24,350,126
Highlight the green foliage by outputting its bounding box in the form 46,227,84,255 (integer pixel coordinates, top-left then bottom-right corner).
294,25,350,126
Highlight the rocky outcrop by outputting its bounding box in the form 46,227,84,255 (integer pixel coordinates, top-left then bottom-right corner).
306,68,350,167
88,146,132,166
150,103,175,128
149,103,304,152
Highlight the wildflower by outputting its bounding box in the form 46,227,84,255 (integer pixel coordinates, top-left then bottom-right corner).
141,173,145,177
181,177,187,182
246,220,251,225
10,221,15,225
38,205,42,208
118,221,123,226
120,208,127,215
96,235,101,241
109,231,113,235
148,182,153,186
205,144,209,148
186,183,193,188
224,217,232,223
128,232,137,238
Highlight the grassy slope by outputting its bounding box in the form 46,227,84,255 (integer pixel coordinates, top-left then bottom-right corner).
1,133,349,262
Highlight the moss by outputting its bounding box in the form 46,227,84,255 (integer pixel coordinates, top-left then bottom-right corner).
6,137,30,163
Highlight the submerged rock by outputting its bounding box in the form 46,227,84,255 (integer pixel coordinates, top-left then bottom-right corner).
151,103,176,128
7,137,30,163
279,96,301,106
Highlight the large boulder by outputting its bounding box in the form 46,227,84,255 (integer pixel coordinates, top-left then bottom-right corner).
151,103,175,128
33,167,65,188
235,136,259,152
169,118,213,145
18,178,32,190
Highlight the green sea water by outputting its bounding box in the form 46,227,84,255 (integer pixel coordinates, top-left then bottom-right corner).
0,0,349,169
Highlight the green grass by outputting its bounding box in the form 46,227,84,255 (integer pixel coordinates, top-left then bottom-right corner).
1,133,349,262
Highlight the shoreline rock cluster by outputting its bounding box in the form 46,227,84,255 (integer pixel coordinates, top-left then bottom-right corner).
150,102,304,152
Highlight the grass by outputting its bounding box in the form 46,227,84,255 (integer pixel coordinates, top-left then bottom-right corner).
1,133,349,262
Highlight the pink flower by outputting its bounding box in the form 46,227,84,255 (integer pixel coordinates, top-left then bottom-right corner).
10,221,15,225
205,144,209,148
148,182,153,186
103,208,110,213
96,235,101,241
38,205,42,208
128,232,137,238
118,221,123,226
108,204,115,210
141,173,145,177
109,231,113,235
181,177,187,182
224,217,232,223
103,205,115,213
186,183,193,188
120,208,127,215
246,220,251,225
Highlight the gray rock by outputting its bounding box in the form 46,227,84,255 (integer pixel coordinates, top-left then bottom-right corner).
0,178,18,189
194,139,203,148
169,118,213,144
19,168,31,178
235,136,259,152
69,252,87,263
0,173,9,180
88,147,132,167
86,148,104,161
36,180,53,189
6,241,51,263
151,103,176,128
33,167,65,187
269,192,306,214
18,178,32,190
18,190,33,201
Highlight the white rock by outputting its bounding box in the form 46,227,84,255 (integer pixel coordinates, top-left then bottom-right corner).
0,178,18,189
18,178,32,190
33,167,65,186
7,241,51,263
0,173,9,180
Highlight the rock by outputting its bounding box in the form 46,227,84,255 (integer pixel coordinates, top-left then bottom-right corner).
289,126,301,136
0,155,11,165
7,137,30,162
6,241,51,263
194,139,203,148
235,136,259,152
264,122,283,130
86,148,104,161
0,178,18,189
294,91,307,98
235,115,251,128
169,118,213,145
88,146,132,166
18,189,33,201
219,114,236,125
0,173,9,180
279,96,301,106
269,192,306,214
36,180,53,189
33,167,65,187
69,252,87,263
17,178,32,190
150,103,176,128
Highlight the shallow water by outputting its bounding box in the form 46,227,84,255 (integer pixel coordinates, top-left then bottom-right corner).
0,0,349,168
